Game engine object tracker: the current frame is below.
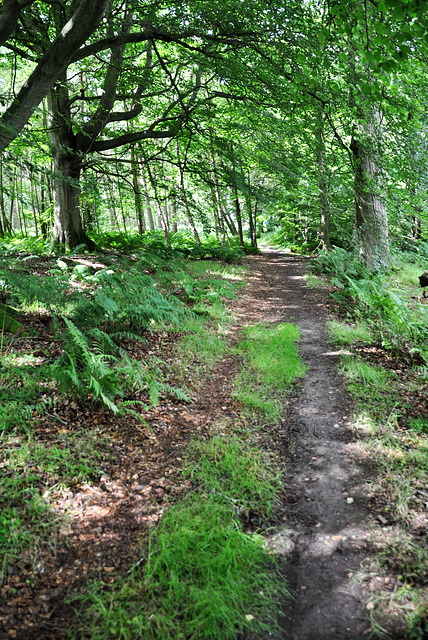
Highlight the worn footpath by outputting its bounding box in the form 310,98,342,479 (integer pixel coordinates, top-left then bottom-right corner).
236,249,374,640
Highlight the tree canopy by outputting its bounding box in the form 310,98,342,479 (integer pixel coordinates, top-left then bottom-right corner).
0,0,427,261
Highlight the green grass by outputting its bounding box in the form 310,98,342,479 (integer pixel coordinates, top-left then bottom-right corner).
326,320,372,346
233,323,306,420
71,436,289,640
340,357,391,387
185,436,282,519
0,244,294,638
0,357,55,434
0,472,61,583
75,497,286,640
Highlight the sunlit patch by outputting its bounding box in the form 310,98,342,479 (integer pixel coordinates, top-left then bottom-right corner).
322,349,353,356
1,353,45,367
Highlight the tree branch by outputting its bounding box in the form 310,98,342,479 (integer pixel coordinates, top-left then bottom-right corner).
0,0,109,151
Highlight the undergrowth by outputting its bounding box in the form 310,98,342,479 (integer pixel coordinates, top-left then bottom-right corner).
0,240,249,595
312,246,428,363
0,429,110,582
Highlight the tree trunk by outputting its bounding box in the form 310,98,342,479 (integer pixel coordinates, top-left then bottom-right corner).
246,194,257,249
29,168,39,237
222,199,238,237
315,109,331,250
0,0,109,152
0,156,11,235
107,179,120,231
141,170,155,230
117,179,127,233
176,139,201,245
170,198,178,233
209,133,226,247
351,108,389,268
48,79,92,250
412,214,421,240
232,185,244,246
131,148,145,234
156,202,170,245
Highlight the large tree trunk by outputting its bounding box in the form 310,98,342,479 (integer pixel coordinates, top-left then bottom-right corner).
351,109,389,268
48,78,92,250
51,155,87,248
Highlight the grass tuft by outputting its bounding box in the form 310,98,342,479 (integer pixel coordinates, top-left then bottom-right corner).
185,436,282,519
233,323,306,420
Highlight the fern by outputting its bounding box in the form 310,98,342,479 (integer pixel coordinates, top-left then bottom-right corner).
71,269,188,331
53,318,121,411
53,318,190,414
0,269,72,312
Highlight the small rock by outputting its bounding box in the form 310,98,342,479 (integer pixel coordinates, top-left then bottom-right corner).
346,497,354,504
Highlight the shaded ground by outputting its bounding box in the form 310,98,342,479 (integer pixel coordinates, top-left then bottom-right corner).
235,250,374,639
2,249,408,639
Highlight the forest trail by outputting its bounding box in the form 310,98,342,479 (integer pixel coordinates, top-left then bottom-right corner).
237,249,373,639
1,249,379,640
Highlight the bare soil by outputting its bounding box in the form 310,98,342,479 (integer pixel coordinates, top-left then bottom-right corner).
236,250,374,639
1,249,386,639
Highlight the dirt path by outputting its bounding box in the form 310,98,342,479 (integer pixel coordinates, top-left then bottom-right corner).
237,249,373,639
1,249,377,640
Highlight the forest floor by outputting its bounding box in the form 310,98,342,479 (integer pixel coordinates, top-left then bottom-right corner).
1,249,425,639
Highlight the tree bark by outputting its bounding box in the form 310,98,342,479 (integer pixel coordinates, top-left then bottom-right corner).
131,148,145,234
141,170,155,230
0,156,11,235
315,108,331,250
48,79,91,249
232,185,244,246
351,108,389,268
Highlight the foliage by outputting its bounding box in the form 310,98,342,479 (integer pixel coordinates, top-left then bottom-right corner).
0,356,55,434
0,265,72,313
312,248,428,363
326,320,372,346
70,268,188,332
53,318,126,413
53,318,189,413
92,231,249,263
